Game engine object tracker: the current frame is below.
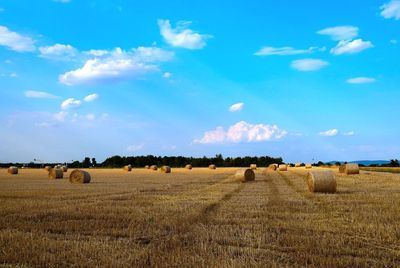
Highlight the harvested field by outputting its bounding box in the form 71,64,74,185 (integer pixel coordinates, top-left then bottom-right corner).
0,167,399,267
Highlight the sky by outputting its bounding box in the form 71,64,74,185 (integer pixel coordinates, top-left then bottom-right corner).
0,0,399,163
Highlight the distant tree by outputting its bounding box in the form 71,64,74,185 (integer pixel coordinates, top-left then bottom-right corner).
92,158,97,167
82,157,91,168
389,159,400,167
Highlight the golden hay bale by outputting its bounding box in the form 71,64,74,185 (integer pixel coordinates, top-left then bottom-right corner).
339,164,346,173
295,163,301,167
278,164,287,171
250,164,257,170
44,166,51,172
307,170,336,193
185,164,192,170
235,168,255,183
145,165,150,169
61,166,68,172
150,165,158,171
344,164,359,175
209,164,216,170
49,168,63,179
268,164,277,171
8,166,18,175
54,165,62,169
161,166,171,173
305,164,312,169
69,170,91,183
123,165,132,172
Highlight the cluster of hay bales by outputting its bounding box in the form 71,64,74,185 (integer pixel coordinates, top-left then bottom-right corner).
185,164,192,170
250,164,257,170
295,163,301,167
307,170,336,193
235,168,255,183
8,166,18,175
268,164,278,171
209,164,216,170
69,169,91,183
161,166,171,173
278,164,287,171
305,164,312,169
123,165,132,172
341,163,359,175
150,165,158,171
49,168,63,179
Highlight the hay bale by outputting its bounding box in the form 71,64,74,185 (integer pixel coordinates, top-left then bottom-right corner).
44,166,51,172
344,164,359,175
49,168,63,179
54,165,62,169
61,166,68,172
250,164,257,170
305,164,312,169
339,164,346,173
8,166,18,175
161,166,171,173
235,168,255,183
145,165,150,169
150,165,158,171
295,163,301,167
209,164,216,170
185,164,192,170
307,170,336,193
69,170,91,183
268,164,277,171
278,164,287,171
123,165,132,172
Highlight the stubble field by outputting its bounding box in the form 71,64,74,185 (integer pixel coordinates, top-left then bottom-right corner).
0,167,399,267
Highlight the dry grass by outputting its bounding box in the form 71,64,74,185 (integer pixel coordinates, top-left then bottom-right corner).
0,167,400,267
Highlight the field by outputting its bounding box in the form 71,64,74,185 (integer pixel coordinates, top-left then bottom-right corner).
1,167,400,267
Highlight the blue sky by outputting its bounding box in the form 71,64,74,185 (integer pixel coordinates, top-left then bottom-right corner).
0,0,399,163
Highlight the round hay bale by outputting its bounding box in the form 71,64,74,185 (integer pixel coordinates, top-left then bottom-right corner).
235,168,255,183
268,164,277,171
69,170,91,184
185,164,192,170
307,170,336,193
345,164,359,175
44,166,51,172
278,164,287,171
61,166,68,172
54,165,62,169
150,165,158,171
305,164,312,169
339,164,346,173
8,166,18,175
49,168,63,179
161,166,171,173
123,165,132,172
250,164,257,170
145,165,150,169
295,163,301,167
209,164,216,170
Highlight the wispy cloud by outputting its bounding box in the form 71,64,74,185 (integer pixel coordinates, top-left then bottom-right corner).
83,93,99,102
53,0,71,3
158,19,212,49
61,98,81,110
127,143,145,152
291,58,329,72
39,44,78,60
381,0,400,20
163,72,172,79
25,90,58,99
317,26,359,41
318,129,338,137
0,25,35,52
228,102,244,112
343,131,355,136
254,46,318,56
346,77,376,84
194,121,287,144
330,39,373,55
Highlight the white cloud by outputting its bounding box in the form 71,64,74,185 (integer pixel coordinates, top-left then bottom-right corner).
83,93,98,102
25,90,57,99
163,72,172,79
61,98,81,110
291,58,329,72
59,47,173,85
330,39,373,55
39,44,77,60
53,0,71,3
158,19,212,49
194,121,287,144
343,131,355,136
85,49,109,57
317,26,359,41
318,129,338,137
381,0,400,20
0,25,35,52
127,143,145,152
254,46,316,56
346,77,376,84
228,102,244,112
390,39,398,44
53,111,68,122
85,113,96,121
10,72,17,78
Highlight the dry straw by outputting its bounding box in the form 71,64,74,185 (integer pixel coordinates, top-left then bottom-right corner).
278,164,287,171
44,166,51,172
150,165,158,171
123,165,132,172
49,168,63,179
185,164,192,170
307,170,336,193
235,168,255,183
305,164,312,169
250,164,257,170
339,164,346,173
268,164,278,171
344,163,359,175
8,166,18,175
161,166,171,173
62,166,68,172
209,164,216,170
145,165,150,169
295,163,301,167
69,170,91,183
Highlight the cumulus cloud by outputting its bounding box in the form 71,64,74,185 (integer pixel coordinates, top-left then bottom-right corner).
346,77,376,84
254,46,317,56
318,129,338,137
317,26,359,41
158,19,212,49
39,44,77,60
381,0,400,20
330,39,373,55
291,58,329,71
59,47,173,85
83,93,99,102
194,121,287,144
61,98,81,110
25,90,58,99
0,25,35,52
228,102,244,112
